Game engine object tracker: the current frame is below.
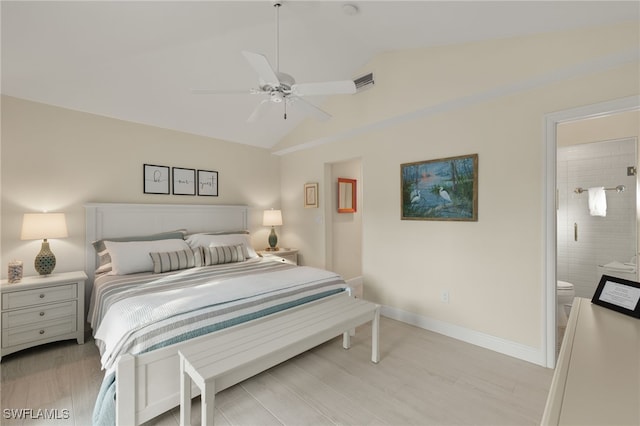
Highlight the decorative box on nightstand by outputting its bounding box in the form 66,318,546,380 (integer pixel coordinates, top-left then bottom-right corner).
1,271,87,358
258,248,298,265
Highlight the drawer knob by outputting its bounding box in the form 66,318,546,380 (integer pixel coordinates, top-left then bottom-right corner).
39,294,45,299
39,312,45,316
39,330,45,335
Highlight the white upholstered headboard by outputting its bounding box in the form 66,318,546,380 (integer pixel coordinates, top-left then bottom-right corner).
84,203,248,291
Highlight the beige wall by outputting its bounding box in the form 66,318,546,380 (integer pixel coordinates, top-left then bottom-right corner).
1,96,281,278
275,23,639,361
557,110,639,146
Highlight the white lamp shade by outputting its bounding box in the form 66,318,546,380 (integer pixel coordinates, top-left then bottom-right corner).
262,209,283,227
21,213,69,240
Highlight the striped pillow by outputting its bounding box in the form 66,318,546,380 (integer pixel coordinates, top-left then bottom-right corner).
149,247,203,274
93,229,187,274
203,244,245,266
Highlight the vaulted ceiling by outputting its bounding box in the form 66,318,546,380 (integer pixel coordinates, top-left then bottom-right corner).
2,1,637,149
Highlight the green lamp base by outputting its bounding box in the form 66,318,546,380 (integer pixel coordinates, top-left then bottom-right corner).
267,226,279,251
34,239,56,275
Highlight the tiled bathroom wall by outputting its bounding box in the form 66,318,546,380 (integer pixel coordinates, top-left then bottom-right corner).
557,138,637,298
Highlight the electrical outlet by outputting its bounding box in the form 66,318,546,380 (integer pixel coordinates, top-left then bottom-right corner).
440,290,449,303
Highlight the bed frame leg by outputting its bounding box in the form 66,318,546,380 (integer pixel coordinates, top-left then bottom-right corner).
116,354,137,426
371,306,380,363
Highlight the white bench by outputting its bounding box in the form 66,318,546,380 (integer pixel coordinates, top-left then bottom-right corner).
178,293,381,426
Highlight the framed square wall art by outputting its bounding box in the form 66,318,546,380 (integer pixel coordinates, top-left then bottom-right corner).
143,164,170,194
172,167,196,196
197,169,218,196
401,153,478,221
304,183,319,208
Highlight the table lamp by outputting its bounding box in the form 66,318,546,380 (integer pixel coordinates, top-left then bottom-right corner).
262,209,282,251
20,212,68,275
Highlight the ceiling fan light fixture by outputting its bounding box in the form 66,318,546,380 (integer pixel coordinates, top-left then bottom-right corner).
271,91,284,103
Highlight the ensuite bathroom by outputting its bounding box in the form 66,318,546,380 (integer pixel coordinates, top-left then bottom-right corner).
556,110,639,348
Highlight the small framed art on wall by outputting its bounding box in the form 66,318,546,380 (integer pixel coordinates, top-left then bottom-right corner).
198,169,219,196
172,167,196,196
304,183,318,208
143,164,170,194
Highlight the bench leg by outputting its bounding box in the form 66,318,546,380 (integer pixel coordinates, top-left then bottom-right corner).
180,358,192,426
201,380,215,426
371,306,380,363
342,330,351,349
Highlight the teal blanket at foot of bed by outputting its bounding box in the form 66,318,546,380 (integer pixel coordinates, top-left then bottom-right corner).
93,372,115,426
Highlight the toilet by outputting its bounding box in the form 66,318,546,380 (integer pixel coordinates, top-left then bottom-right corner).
557,280,575,327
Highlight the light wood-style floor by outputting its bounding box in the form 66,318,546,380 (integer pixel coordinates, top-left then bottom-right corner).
1,318,553,426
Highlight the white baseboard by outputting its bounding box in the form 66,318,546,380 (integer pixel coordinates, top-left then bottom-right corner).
381,305,546,367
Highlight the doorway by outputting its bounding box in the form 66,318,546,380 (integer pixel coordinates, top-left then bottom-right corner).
556,136,637,353
542,96,640,368
325,158,363,280
544,96,640,368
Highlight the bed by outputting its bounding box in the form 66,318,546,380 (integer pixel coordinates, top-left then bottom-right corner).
84,203,352,425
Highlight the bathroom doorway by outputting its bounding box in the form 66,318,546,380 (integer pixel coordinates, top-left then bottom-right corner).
544,96,640,368
556,134,638,353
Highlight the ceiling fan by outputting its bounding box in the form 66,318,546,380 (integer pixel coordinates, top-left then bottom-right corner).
192,1,356,122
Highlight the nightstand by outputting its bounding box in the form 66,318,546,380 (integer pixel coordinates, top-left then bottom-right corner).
258,248,298,265
1,271,87,358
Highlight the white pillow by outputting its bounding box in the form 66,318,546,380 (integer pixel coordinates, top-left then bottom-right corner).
185,233,258,259
104,239,191,275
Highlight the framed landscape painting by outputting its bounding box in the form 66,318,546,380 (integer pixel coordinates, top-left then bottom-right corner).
401,154,478,221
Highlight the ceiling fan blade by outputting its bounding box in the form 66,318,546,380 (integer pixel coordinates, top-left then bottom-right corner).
191,89,251,95
247,99,272,123
191,88,268,96
288,97,331,121
242,51,280,87
291,80,356,97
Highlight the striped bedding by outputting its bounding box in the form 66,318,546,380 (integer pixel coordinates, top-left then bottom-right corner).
89,257,347,372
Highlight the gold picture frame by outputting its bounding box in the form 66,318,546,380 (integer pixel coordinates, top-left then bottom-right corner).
304,183,319,208
401,153,478,221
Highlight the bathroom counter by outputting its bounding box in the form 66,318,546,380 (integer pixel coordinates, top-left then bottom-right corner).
541,297,640,425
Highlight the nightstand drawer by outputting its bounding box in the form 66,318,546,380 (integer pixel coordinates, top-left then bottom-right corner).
2,300,77,329
2,283,76,310
258,249,298,265
280,253,297,264
269,254,296,265
2,316,77,348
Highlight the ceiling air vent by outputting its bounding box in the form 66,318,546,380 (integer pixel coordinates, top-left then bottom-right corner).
353,72,374,93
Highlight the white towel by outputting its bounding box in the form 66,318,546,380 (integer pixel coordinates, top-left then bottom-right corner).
603,261,636,272
588,187,606,217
